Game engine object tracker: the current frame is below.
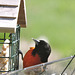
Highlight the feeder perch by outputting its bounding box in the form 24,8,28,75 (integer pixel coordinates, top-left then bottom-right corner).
0,0,27,74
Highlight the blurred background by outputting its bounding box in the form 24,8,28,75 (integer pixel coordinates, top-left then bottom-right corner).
20,0,75,58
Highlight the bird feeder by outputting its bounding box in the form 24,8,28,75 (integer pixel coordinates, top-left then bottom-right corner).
0,0,26,74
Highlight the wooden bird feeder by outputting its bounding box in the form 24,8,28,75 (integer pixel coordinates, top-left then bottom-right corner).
0,0,26,73
0,0,27,33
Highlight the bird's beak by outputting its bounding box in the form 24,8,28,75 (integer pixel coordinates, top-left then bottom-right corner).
32,38,39,45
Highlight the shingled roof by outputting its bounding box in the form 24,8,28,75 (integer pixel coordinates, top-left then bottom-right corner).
0,0,27,33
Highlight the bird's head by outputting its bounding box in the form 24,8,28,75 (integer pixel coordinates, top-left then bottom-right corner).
32,38,51,62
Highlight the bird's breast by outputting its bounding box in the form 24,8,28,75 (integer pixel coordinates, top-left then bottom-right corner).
23,49,41,68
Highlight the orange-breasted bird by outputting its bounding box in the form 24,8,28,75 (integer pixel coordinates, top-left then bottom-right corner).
23,39,51,69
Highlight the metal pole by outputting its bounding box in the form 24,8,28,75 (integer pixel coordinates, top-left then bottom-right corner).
5,55,74,75
61,55,75,75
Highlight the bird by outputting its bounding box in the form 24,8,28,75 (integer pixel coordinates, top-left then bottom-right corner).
23,39,51,74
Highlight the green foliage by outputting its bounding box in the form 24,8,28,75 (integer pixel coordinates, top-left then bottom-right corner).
21,0,75,56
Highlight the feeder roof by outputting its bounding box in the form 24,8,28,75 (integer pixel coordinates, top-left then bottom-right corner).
0,0,27,33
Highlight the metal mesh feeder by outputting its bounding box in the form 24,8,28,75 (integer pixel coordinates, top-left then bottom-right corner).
0,25,21,74
0,0,27,74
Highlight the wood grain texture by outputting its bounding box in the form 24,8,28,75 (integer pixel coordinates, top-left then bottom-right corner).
0,7,18,18
0,18,16,33
0,0,19,6
17,0,27,27
0,0,27,33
